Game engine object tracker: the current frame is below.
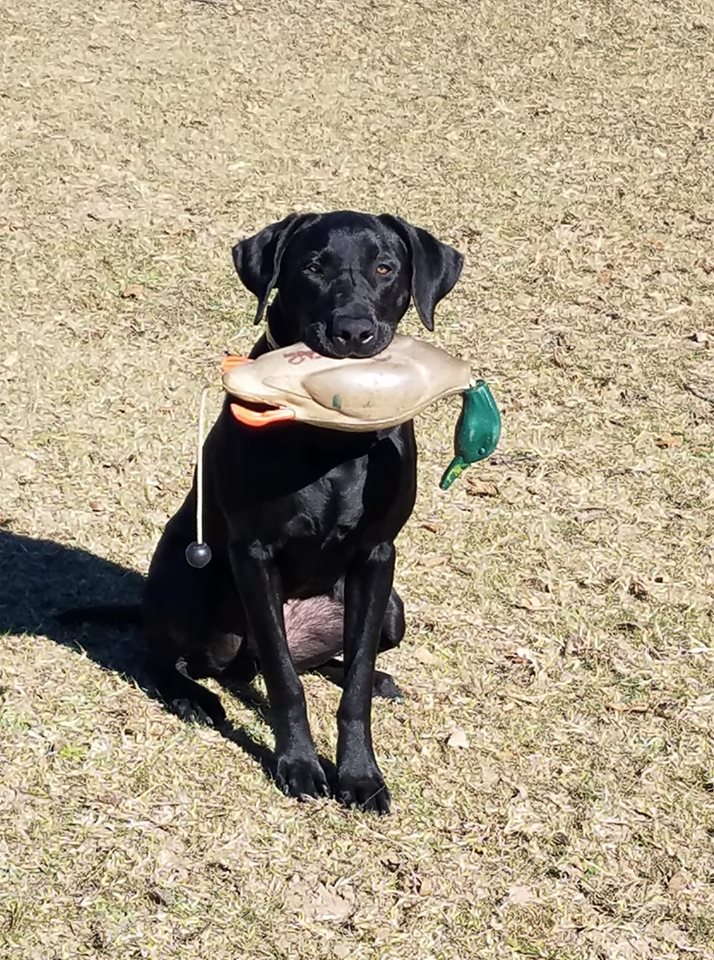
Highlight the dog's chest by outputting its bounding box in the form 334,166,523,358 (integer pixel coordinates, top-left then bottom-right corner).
273,448,412,594
217,422,416,594
281,458,391,547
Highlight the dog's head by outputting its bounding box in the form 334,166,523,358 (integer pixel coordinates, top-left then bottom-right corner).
232,211,463,359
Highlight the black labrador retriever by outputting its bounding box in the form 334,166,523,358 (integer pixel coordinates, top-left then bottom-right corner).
75,211,463,814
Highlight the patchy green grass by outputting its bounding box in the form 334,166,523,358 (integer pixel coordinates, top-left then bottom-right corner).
1,0,713,957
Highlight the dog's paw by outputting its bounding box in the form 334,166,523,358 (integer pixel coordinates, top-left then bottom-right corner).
373,671,404,701
171,693,226,728
275,753,329,801
338,766,391,815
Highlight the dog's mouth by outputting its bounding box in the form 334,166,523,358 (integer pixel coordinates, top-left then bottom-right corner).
303,322,395,361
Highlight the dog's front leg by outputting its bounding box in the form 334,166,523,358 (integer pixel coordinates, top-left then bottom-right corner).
337,541,395,814
229,544,328,800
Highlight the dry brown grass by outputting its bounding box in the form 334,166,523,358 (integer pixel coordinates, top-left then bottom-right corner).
2,0,714,957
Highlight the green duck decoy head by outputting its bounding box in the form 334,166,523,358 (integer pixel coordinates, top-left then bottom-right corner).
439,380,501,490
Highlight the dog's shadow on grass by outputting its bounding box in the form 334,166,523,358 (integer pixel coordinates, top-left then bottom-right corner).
0,529,338,788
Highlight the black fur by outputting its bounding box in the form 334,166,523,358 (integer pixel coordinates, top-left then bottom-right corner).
83,211,463,814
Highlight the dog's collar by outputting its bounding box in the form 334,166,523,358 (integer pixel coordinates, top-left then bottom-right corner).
264,318,281,351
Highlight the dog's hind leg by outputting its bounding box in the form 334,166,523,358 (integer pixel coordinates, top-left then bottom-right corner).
375,587,406,698
316,658,403,701
283,595,344,670
314,588,405,701
379,588,405,653
141,517,237,727
147,650,227,727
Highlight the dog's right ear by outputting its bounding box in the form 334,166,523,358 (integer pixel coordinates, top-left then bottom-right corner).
232,213,315,325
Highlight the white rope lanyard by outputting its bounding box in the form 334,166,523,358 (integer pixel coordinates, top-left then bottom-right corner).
185,385,213,568
195,385,210,544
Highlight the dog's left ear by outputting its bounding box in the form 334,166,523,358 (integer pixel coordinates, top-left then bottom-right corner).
379,215,464,331
232,213,317,325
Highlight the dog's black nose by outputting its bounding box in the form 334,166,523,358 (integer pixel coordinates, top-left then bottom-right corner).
331,316,376,356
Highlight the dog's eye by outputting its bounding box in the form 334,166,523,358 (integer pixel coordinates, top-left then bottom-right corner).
305,262,322,275
376,264,392,276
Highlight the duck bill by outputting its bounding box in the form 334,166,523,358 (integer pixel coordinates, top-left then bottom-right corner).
228,402,296,428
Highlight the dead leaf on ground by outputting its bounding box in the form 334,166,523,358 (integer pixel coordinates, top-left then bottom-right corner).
654,433,683,449
310,884,355,922
466,477,499,498
607,702,650,715
154,843,189,885
147,886,174,907
284,877,355,923
416,875,435,896
516,646,540,669
628,578,650,600
480,765,499,787
446,726,469,749
659,921,689,947
120,284,145,299
667,872,685,895
398,865,431,895
418,521,440,533
83,201,131,222
551,347,570,369
414,647,440,667
684,381,714,405
513,594,548,612
688,330,710,345
502,884,535,907
574,507,608,524
421,555,448,569
682,693,714,715
505,646,540,673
